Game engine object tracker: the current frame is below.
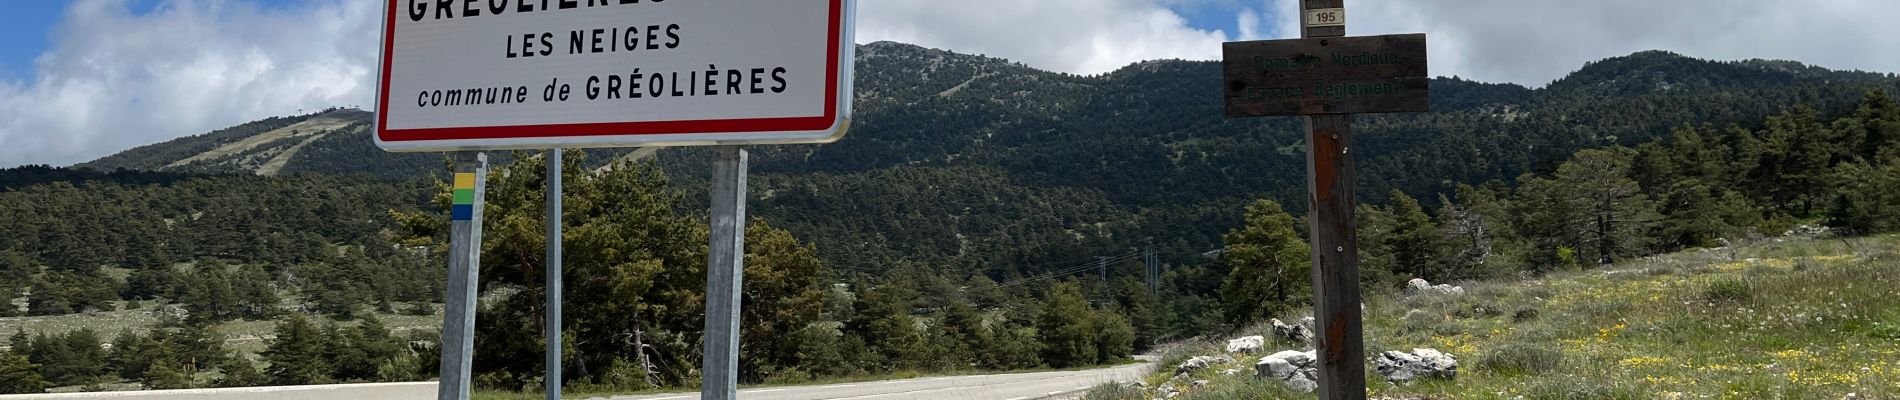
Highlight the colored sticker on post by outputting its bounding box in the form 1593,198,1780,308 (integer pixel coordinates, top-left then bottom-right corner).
451,173,476,221
453,173,476,190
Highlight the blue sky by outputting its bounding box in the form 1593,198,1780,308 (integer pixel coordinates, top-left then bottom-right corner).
0,0,308,80
0,2,67,80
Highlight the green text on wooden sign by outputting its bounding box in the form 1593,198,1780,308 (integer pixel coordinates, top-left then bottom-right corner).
1223,33,1429,117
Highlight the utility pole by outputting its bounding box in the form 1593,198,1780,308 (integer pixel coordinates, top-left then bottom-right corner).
1144,248,1159,296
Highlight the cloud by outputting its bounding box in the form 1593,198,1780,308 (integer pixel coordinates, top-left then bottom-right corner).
1347,0,1900,86
855,0,1238,76
0,0,378,167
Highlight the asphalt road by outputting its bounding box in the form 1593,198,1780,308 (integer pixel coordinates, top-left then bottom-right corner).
600,359,1154,400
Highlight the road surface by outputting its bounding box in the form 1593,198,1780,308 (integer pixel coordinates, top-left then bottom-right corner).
601,359,1153,400
0,360,1152,400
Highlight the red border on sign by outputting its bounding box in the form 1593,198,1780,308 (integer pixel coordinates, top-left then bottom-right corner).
375,0,844,143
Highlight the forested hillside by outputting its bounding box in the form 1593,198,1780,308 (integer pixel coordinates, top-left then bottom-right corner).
71,43,1900,280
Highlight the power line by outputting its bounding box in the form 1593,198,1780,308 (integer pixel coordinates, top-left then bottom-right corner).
996,252,1140,288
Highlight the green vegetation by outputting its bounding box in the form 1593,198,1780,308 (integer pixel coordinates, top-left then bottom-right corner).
1132,235,1899,399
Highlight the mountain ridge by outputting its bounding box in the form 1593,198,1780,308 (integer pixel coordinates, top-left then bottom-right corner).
68,41,1900,277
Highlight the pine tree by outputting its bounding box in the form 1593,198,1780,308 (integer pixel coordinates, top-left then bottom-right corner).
181,264,240,324
27,271,118,316
1384,190,1441,281
142,359,193,390
29,329,107,386
331,315,401,381
937,298,990,370
107,329,166,381
855,286,928,372
1035,281,1097,368
213,356,267,388
122,267,182,301
230,264,281,320
0,250,36,304
162,324,226,372
1435,183,1518,279
1218,199,1310,324
736,219,825,382
0,352,48,394
261,314,332,385
5,329,28,356
1753,106,1838,215
1092,309,1135,365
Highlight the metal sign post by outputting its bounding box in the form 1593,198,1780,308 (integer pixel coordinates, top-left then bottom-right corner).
440,152,488,400
1221,1,1430,398
702,146,749,400
374,2,854,398
545,149,564,400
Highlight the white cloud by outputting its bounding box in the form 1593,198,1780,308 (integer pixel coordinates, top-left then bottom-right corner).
1348,0,1900,86
0,0,378,167
855,0,1236,76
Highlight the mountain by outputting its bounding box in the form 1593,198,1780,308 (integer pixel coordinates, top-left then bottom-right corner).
74,42,1900,278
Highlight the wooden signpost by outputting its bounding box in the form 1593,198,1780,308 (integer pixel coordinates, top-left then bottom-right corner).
1222,1,1429,399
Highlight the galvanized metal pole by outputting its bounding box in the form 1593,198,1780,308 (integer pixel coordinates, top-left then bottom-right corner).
701,146,748,400
440,152,488,400
545,149,564,400
1301,0,1367,398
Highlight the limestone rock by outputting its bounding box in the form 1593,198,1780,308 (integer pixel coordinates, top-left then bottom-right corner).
1270,319,1313,344
1403,278,1465,296
1375,348,1459,382
1226,335,1265,354
1254,349,1319,393
1174,355,1234,376
1156,383,1180,399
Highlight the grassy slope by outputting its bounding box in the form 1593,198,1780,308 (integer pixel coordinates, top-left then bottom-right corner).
1115,234,1900,400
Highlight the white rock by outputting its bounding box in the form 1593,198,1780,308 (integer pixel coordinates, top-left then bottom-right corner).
1255,357,1296,379
1174,355,1235,375
1403,278,1464,296
1270,319,1313,344
1254,349,1320,392
1226,335,1265,354
1283,374,1318,393
1374,348,1459,383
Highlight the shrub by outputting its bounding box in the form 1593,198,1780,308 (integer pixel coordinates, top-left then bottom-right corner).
1703,277,1753,303
1474,342,1563,376
1870,324,1900,340
1081,383,1146,400
1511,307,1540,323
1521,378,1646,400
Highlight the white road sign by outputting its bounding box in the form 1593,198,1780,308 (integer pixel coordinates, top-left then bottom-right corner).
375,0,855,151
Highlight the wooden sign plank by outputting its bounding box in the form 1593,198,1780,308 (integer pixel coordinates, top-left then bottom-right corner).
1223,33,1429,117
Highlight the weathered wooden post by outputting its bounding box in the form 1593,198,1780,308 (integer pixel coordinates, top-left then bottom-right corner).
1222,1,1430,398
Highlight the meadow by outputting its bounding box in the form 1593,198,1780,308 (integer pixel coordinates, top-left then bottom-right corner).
1093,234,1900,400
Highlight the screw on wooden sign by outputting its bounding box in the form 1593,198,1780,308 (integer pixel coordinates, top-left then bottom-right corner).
1304,8,1345,27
